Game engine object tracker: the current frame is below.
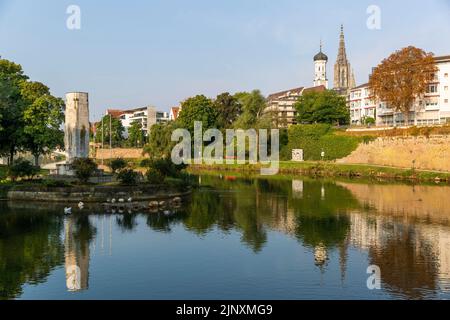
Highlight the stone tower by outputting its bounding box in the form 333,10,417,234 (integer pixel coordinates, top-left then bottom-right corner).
314,41,329,88
333,25,356,95
64,92,90,161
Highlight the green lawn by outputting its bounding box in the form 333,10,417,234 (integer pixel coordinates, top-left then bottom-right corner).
188,161,450,183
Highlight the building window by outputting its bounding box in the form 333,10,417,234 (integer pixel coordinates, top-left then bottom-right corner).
445,86,449,91
427,84,438,93
445,73,449,78
445,99,449,104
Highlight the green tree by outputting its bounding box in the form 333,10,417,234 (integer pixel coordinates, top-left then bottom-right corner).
127,121,145,147
213,92,242,129
294,90,349,125
0,59,28,164
233,90,267,129
95,115,125,147
108,158,127,174
21,82,64,166
177,95,217,134
72,158,97,184
144,122,177,159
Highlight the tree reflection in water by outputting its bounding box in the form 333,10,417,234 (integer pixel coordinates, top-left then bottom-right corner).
0,204,64,299
2,175,450,299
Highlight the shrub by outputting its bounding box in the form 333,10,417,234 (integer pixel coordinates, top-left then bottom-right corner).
109,158,127,174
117,169,139,185
363,117,375,125
143,158,187,179
145,167,165,184
42,179,70,187
284,124,362,161
8,159,39,181
72,158,98,184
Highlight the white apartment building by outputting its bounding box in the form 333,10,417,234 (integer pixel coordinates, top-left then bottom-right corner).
107,106,170,138
349,55,450,126
348,83,376,125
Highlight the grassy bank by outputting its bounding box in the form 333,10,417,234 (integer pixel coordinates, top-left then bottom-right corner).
188,161,450,183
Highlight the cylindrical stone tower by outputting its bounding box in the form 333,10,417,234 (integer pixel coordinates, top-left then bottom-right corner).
65,92,90,161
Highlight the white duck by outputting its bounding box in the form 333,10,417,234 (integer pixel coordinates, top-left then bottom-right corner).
78,202,84,209
64,207,72,215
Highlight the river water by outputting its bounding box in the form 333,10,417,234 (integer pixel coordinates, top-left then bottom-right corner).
1,174,450,300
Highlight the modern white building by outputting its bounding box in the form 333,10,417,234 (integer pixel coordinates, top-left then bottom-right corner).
348,83,376,125
106,106,170,138
349,55,450,126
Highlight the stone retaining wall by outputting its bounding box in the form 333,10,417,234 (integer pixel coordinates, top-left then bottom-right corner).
338,135,450,172
7,185,191,203
96,148,144,160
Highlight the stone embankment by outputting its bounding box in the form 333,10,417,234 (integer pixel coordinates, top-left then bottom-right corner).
338,135,450,172
7,184,191,203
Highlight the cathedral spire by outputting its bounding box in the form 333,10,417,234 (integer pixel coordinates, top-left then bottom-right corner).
333,24,354,93
337,24,348,64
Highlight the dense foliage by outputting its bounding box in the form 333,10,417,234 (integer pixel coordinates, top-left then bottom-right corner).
7,159,39,181
282,124,363,161
71,158,98,184
0,58,64,165
117,168,140,185
294,90,349,125
94,115,125,147
369,46,437,124
109,158,127,174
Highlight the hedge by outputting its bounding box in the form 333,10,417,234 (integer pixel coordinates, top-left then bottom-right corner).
282,124,367,161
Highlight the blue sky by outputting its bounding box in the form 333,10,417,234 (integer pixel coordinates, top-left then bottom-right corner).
1,0,449,120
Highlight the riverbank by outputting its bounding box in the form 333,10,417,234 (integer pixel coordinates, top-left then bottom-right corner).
6,183,192,203
188,161,450,183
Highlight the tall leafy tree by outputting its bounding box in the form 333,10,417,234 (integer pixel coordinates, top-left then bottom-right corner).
294,90,349,125
144,122,178,159
0,59,28,164
95,115,125,147
213,92,242,129
369,46,437,125
233,90,267,129
127,121,145,147
177,95,217,134
21,82,65,165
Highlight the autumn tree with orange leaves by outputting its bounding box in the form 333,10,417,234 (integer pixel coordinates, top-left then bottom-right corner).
369,46,437,125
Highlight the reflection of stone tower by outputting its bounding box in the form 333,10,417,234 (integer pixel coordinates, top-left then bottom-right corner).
65,92,90,161
65,218,90,292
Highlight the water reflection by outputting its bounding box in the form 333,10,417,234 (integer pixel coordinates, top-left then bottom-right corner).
1,176,450,299
64,215,95,291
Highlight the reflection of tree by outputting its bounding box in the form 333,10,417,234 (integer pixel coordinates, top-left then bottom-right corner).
0,206,64,299
369,224,439,299
183,191,224,235
147,211,186,233
116,213,138,232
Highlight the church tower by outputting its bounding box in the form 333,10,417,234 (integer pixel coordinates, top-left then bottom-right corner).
333,25,356,95
313,41,329,88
